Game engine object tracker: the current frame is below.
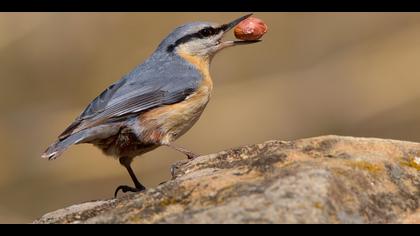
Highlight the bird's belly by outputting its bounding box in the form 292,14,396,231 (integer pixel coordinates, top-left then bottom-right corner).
91,126,158,158
89,76,212,158
94,92,210,158
137,79,213,145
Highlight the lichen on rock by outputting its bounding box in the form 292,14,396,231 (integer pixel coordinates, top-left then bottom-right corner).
34,135,420,224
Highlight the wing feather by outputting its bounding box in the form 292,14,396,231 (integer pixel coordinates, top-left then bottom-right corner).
58,55,203,140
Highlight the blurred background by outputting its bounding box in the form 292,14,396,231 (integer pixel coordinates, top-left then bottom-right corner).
1,12,420,223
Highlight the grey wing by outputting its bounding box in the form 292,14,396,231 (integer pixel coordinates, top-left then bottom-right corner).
58,78,128,139
59,64,202,140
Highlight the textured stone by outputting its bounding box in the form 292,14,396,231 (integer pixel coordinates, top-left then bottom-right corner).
34,135,420,224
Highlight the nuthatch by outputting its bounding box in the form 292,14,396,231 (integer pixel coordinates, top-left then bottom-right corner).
42,14,261,197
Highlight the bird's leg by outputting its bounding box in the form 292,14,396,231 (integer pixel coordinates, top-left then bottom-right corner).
114,157,146,198
164,143,199,160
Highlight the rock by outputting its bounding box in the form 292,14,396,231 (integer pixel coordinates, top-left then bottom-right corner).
33,135,420,224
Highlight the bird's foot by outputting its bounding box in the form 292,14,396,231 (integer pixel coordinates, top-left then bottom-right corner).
114,185,146,198
185,151,199,160
169,159,190,180
164,144,200,160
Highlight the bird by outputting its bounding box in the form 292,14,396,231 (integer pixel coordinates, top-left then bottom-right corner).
42,14,261,197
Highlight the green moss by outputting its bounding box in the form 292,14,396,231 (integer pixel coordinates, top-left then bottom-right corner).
127,215,142,223
313,202,324,210
400,156,420,171
160,198,178,207
348,161,383,174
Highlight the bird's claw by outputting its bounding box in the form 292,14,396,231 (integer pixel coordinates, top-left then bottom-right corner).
114,185,146,198
186,152,199,160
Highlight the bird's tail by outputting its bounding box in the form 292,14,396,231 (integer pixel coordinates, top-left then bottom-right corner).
41,132,86,160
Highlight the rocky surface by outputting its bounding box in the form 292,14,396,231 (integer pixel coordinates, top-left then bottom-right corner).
34,135,420,224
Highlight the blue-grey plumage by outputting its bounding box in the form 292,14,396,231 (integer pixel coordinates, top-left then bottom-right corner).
42,14,261,196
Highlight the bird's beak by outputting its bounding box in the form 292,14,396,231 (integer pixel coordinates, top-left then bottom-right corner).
222,13,254,32
218,13,261,49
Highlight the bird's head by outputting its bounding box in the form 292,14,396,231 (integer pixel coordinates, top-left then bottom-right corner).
156,14,260,61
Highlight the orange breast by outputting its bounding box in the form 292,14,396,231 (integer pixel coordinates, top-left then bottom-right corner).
138,51,213,145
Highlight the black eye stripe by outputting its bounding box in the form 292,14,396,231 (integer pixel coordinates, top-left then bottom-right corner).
198,27,217,37
167,26,223,52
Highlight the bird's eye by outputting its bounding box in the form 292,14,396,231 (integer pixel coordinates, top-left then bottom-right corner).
199,28,215,37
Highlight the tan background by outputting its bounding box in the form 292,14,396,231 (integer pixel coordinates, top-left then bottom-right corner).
1,13,420,223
